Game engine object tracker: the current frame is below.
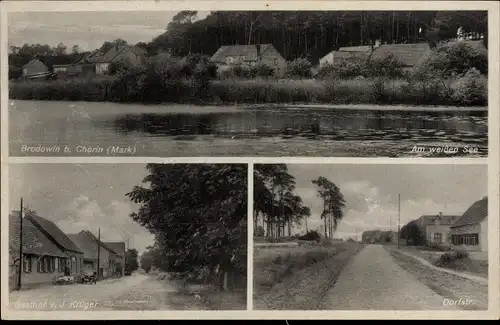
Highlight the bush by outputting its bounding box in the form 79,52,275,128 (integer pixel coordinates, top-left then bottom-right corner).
436,249,470,267
329,57,368,79
414,39,488,78
298,230,321,242
451,68,487,106
285,58,312,78
254,225,265,237
367,53,404,78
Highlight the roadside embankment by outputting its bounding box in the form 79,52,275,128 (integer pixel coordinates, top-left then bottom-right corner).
253,241,364,310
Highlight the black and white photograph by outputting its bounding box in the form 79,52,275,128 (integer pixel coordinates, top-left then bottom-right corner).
7,163,248,311
253,163,488,310
7,9,488,157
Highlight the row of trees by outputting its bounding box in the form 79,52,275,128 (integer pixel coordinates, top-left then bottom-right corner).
254,164,347,240
254,164,310,239
149,11,488,63
127,164,247,291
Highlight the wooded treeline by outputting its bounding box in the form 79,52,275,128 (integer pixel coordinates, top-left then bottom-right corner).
149,11,488,63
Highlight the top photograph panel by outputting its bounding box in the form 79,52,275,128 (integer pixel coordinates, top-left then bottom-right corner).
7,10,488,157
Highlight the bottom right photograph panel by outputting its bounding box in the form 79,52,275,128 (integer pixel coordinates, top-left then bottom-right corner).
253,163,488,311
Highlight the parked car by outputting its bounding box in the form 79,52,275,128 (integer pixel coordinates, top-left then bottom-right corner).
124,270,131,276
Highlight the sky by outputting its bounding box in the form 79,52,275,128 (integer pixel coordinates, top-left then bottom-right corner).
9,164,155,254
8,11,210,51
282,164,487,240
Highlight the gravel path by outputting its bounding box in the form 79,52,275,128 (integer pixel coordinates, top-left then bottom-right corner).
321,245,460,310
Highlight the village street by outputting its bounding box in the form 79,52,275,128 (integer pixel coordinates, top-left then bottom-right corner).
320,245,481,310
9,273,178,311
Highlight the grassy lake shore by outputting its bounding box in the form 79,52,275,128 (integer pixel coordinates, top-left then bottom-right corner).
9,76,487,109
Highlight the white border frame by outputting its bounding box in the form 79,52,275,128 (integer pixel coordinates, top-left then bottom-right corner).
1,0,499,320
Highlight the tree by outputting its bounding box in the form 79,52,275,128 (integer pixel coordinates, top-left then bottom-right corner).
400,220,424,246
100,39,128,53
124,249,139,274
312,176,346,239
71,45,80,54
54,42,67,55
126,164,247,291
254,164,309,240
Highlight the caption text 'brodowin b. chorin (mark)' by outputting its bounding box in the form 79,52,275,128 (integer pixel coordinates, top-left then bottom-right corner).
20,145,137,155
409,145,480,155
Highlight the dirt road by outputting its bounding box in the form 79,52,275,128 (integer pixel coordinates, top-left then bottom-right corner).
9,273,177,311
320,245,460,310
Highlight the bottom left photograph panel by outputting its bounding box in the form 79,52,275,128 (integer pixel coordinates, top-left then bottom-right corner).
6,163,248,311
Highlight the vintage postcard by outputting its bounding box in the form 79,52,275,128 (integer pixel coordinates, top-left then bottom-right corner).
1,0,499,322
253,163,488,310
5,163,248,311
1,3,493,158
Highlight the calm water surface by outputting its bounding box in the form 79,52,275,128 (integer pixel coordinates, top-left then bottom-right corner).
9,100,488,157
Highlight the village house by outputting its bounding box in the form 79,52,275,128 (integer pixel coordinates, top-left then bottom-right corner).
66,231,122,279
450,196,488,252
80,44,147,75
20,58,52,80
9,211,84,289
319,43,376,68
210,44,287,78
104,242,126,277
424,212,461,247
415,213,460,245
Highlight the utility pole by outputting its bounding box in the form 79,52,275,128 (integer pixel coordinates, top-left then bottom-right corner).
397,194,401,248
96,228,101,281
305,204,309,234
17,198,23,290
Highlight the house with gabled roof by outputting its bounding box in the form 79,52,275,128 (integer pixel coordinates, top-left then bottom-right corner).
450,196,488,252
104,242,126,276
424,212,462,247
66,230,121,278
79,45,147,75
21,59,52,80
319,43,377,69
9,211,83,289
210,44,287,77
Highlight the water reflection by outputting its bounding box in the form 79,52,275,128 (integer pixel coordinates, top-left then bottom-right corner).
106,109,488,144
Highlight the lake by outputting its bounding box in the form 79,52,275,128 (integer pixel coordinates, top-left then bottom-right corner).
9,100,488,157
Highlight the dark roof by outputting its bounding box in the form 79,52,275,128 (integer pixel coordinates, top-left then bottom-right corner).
370,43,430,67
451,197,488,228
333,51,371,61
22,59,49,74
9,212,67,258
463,40,486,51
82,231,119,255
83,45,146,64
338,45,372,53
104,242,126,256
210,44,280,63
25,214,83,254
419,214,462,227
67,232,98,260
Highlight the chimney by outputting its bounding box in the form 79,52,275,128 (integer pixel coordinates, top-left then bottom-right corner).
256,44,261,58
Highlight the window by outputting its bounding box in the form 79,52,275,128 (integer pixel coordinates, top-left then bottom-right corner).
225,57,234,64
38,257,46,273
55,258,59,272
433,233,442,244
23,255,32,273
451,234,479,246
273,58,278,65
